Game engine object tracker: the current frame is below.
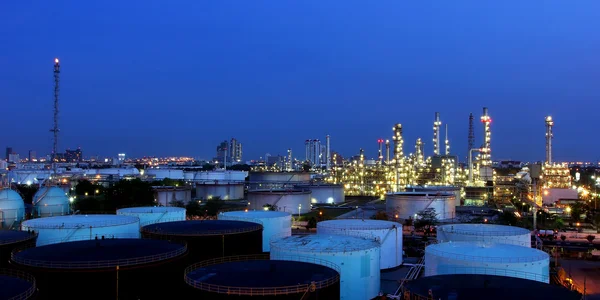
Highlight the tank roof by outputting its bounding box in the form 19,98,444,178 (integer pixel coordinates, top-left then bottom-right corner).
270,234,379,253
318,219,400,230
0,230,36,246
117,206,185,214
220,210,291,219
248,189,311,195
387,191,454,197
12,239,186,269
437,224,530,236
142,220,263,236
0,189,24,202
185,257,339,294
426,242,548,263
0,270,35,300
404,274,580,300
21,214,139,229
293,184,343,188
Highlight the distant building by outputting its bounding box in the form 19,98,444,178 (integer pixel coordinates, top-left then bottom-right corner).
304,139,322,167
28,150,36,162
229,138,242,163
118,153,126,163
8,153,20,163
5,147,13,161
215,140,228,163
65,148,82,162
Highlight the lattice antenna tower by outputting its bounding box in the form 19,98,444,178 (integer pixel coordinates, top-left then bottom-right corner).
468,113,475,154
51,58,60,180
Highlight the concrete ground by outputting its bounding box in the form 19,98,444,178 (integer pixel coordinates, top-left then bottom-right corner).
559,259,600,300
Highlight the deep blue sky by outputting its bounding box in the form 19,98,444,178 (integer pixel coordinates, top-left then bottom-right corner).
2,1,599,161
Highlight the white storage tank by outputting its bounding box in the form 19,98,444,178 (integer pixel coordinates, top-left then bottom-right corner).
249,172,310,189
0,189,25,229
386,191,456,220
248,189,311,214
195,182,244,200
117,206,186,227
145,168,185,180
185,170,247,182
437,224,531,247
425,242,549,283
33,186,70,217
317,219,402,269
294,184,345,204
271,234,380,300
153,186,192,205
406,185,461,207
218,210,292,252
21,215,140,246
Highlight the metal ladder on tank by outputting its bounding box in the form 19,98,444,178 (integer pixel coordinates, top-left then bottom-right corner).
271,174,300,209
61,224,85,243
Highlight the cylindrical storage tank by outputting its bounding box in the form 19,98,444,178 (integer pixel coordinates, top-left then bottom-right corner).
248,189,311,214
218,211,291,252
424,242,550,283
317,219,402,269
0,230,37,268
21,215,140,246
249,172,311,189
406,185,461,207
294,184,345,204
32,186,70,217
437,224,531,247
0,189,25,229
145,168,185,180
11,238,187,299
153,186,192,206
0,269,37,300
271,234,380,300
189,170,247,182
402,274,581,300
117,206,186,227
184,255,340,299
195,182,244,200
141,220,263,264
386,192,456,220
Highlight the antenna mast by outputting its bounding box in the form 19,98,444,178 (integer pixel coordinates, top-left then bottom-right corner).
468,113,475,155
51,58,60,180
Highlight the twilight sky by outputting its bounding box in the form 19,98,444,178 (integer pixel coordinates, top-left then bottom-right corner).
1,1,599,162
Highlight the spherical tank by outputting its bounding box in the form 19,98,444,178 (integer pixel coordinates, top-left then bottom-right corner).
21,215,140,246
0,189,26,229
270,234,380,300
0,269,37,300
153,186,192,206
294,184,345,204
317,219,402,269
248,190,311,214
403,274,580,300
218,211,291,252
185,255,340,300
117,206,186,227
146,168,185,180
424,242,549,283
386,192,456,220
141,220,263,264
196,182,244,200
437,224,531,247
33,187,70,217
11,238,187,299
0,230,37,268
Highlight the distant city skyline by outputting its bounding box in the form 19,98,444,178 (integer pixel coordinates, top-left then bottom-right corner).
2,1,599,161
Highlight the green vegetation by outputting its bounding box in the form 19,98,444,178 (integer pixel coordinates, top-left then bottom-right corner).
414,208,438,236
71,179,154,212
371,211,389,220
150,178,186,187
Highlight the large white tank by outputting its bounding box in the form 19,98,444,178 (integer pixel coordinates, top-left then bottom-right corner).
437,224,531,247
317,219,402,269
84,168,140,177
386,191,456,220
0,189,25,229
249,172,310,189
406,185,461,207
117,206,186,227
21,215,140,246
294,184,345,204
248,189,311,214
271,234,380,300
145,168,185,180
153,186,192,205
33,186,70,217
185,170,247,182
218,210,291,252
195,182,244,200
425,242,549,283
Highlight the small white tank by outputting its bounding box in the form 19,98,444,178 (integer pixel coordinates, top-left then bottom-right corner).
386,191,456,220
117,206,186,227
271,234,380,300
437,224,531,247
195,182,244,200
317,219,402,269
294,184,345,204
425,242,549,283
0,189,25,229
33,187,70,217
218,210,291,252
248,189,311,214
152,186,192,206
21,215,140,246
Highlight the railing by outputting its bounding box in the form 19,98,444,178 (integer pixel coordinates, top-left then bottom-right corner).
438,226,529,237
270,235,380,253
139,217,186,228
185,254,340,296
36,233,141,247
426,247,548,263
22,216,139,229
141,221,263,236
0,268,36,300
12,240,187,269
0,232,37,246
427,266,549,283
